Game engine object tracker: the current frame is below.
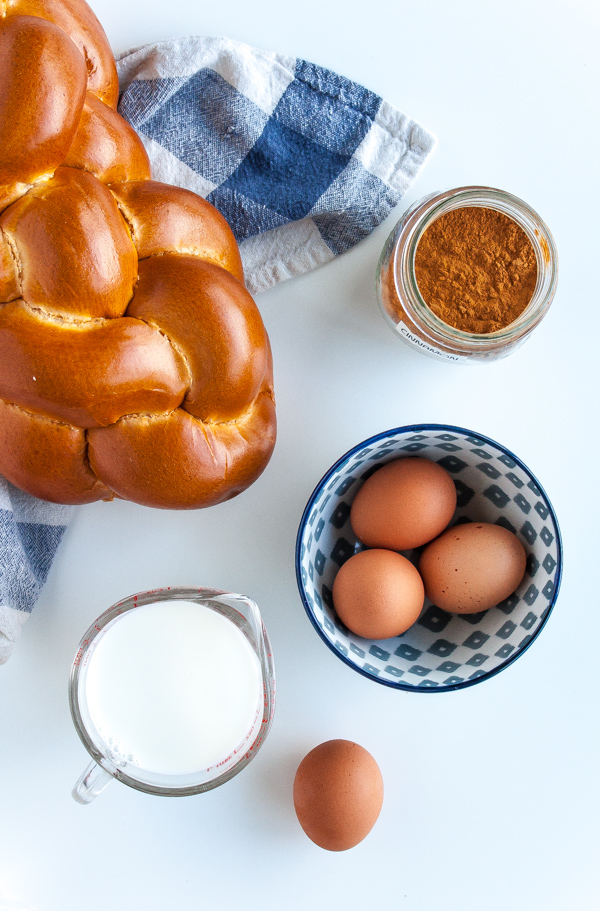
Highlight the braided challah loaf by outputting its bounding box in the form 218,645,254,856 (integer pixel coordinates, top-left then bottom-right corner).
0,0,276,508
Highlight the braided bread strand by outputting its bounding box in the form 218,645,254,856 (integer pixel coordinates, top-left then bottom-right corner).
0,0,276,508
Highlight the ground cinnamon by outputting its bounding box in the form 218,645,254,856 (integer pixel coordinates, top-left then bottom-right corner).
414,207,537,333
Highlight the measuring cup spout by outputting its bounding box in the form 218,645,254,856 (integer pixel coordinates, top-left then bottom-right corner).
72,760,113,804
211,592,267,651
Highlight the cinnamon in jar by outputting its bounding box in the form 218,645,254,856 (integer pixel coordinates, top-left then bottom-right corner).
376,186,558,363
414,206,537,334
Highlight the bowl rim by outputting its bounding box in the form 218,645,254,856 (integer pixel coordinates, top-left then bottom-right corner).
295,422,563,693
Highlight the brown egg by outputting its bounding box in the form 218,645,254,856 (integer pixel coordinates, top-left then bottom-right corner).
332,548,424,639
293,740,384,851
350,457,457,551
419,521,527,613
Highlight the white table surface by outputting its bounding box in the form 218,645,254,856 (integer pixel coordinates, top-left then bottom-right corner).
2,0,599,908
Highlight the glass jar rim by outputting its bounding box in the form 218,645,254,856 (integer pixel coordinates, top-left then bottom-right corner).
393,186,559,346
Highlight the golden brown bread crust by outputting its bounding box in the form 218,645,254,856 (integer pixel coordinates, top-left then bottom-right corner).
0,301,188,427
0,16,87,207
110,181,245,283
128,256,267,422
0,399,112,504
0,238,18,301
1,168,139,317
64,93,152,184
4,0,119,107
0,0,276,509
88,391,277,510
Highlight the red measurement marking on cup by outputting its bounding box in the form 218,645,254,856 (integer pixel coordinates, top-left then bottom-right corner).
73,638,89,666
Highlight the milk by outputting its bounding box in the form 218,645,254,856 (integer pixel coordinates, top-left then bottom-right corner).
84,600,262,776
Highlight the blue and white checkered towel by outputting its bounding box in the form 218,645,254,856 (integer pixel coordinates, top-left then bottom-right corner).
0,35,435,662
117,36,436,293
0,478,69,663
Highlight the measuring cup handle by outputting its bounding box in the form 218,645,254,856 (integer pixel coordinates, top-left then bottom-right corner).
72,760,113,804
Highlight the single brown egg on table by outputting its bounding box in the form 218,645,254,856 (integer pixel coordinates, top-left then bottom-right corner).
419,521,527,614
332,548,424,639
350,457,457,551
293,740,384,851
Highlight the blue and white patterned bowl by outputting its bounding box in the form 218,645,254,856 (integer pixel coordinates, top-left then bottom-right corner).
295,425,562,692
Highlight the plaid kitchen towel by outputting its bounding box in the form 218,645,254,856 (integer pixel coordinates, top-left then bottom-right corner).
0,37,435,662
0,477,69,663
117,36,436,293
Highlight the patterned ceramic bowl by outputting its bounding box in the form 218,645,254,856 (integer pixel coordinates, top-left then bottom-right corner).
295,424,562,692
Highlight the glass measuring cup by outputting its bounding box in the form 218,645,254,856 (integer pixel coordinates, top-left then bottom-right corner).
69,587,275,803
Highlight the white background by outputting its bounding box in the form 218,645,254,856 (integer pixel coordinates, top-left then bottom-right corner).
1,0,599,909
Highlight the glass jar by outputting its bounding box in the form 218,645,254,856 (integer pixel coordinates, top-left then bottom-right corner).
376,186,558,363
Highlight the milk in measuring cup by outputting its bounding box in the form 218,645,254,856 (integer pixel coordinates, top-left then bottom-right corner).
85,600,262,776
